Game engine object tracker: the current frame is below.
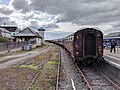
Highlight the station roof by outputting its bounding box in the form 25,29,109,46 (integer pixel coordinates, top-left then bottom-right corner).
104,36,120,39
13,27,42,38
106,32,120,37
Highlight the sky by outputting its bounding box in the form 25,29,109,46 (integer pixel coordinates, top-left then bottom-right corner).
0,0,120,39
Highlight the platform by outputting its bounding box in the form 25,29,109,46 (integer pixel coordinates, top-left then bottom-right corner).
103,47,120,69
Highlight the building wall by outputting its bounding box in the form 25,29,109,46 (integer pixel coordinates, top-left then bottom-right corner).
0,30,11,38
38,31,44,43
2,32,11,38
36,37,42,46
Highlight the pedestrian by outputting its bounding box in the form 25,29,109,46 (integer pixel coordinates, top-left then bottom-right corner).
110,40,117,53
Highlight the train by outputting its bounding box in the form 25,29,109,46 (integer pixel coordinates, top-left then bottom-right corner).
49,28,104,64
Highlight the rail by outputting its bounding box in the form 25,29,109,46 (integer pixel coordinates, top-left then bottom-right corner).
27,51,53,90
76,64,120,90
75,64,93,90
97,69,120,90
56,50,61,90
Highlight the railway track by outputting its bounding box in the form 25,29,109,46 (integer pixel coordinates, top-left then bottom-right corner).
77,64,120,90
27,50,54,90
26,47,61,90
56,51,61,90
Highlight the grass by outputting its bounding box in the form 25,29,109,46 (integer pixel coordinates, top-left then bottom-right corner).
47,61,60,65
15,64,38,70
0,37,8,43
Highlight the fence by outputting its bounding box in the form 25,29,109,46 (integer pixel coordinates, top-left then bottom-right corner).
0,40,36,51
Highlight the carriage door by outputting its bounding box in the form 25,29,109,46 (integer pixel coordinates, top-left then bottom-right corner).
85,34,96,56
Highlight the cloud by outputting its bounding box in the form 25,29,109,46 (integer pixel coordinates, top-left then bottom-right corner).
28,0,120,26
29,20,39,29
3,0,120,28
0,16,9,25
42,23,59,30
0,5,13,15
1,0,120,39
10,0,30,13
103,27,120,35
0,16,17,25
10,0,120,27
45,31,72,40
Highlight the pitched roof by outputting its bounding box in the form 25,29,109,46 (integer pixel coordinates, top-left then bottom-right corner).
0,26,18,32
0,27,11,34
104,36,120,39
14,27,42,38
106,32,120,37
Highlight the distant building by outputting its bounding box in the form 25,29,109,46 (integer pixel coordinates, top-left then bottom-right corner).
105,32,120,37
13,27,45,46
0,27,11,38
104,32,120,47
0,26,19,36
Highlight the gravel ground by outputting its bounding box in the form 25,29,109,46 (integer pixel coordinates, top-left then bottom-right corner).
0,44,54,90
0,68,37,90
0,45,50,69
59,48,87,90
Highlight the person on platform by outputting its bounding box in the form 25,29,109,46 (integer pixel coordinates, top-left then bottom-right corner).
110,40,117,53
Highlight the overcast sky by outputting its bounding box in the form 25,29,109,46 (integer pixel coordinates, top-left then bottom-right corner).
0,0,120,39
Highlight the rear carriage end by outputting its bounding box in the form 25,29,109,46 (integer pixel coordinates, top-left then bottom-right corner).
74,28,103,64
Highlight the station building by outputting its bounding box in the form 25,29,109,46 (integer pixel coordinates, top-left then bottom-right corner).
13,27,45,46
104,32,120,47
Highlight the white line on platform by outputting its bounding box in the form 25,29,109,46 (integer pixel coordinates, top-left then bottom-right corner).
105,58,120,68
104,54,120,61
71,78,76,90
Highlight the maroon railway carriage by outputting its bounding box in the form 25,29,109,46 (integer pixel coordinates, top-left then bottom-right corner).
63,33,74,56
74,28,103,63
52,28,103,64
